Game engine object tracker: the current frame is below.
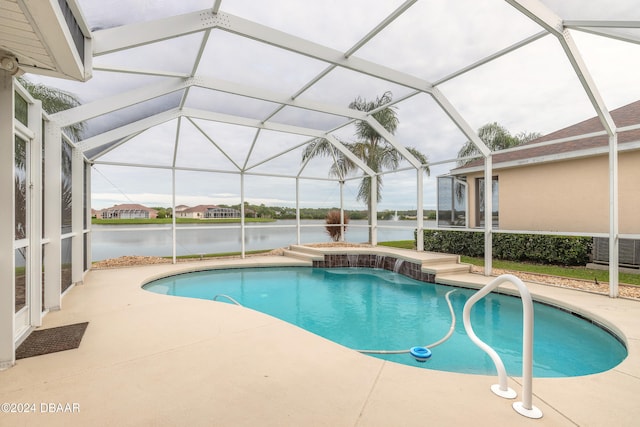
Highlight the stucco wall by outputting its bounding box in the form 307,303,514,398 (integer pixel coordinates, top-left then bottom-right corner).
464,150,640,233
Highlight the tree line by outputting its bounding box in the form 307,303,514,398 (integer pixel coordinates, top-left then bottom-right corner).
151,204,435,221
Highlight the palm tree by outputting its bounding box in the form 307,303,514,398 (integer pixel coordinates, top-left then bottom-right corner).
17,77,84,141
456,122,540,166
454,122,541,205
302,91,429,238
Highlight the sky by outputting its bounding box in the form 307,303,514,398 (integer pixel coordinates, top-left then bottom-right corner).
26,0,640,211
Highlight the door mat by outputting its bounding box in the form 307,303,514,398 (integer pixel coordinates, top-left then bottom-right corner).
16,322,89,360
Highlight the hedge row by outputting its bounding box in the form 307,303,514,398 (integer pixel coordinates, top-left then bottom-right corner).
419,230,592,266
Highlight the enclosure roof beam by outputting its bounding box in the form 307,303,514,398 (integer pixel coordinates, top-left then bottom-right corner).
564,20,640,29
93,9,434,93
434,31,548,86
506,0,616,135
324,134,376,177
558,32,616,135
504,0,564,36
92,9,219,55
183,107,330,137
92,65,191,78
193,76,367,120
430,88,491,157
221,12,433,93
184,108,375,176
53,75,371,130
365,117,423,169
51,78,188,126
78,108,181,152
212,0,223,14
343,0,418,58
186,117,242,171
566,25,640,46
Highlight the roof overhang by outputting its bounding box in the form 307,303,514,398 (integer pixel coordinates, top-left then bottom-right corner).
452,139,640,176
0,0,92,81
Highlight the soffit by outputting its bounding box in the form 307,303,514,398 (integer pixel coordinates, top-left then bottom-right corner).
0,0,90,80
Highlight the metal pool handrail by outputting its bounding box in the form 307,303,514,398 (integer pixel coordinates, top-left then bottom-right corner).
463,273,542,419
212,294,242,306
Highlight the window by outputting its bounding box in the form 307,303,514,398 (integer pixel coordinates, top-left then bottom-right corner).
476,176,499,228
437,176,467,227
14,92,28,126
15,136,27,240
61,141,73,234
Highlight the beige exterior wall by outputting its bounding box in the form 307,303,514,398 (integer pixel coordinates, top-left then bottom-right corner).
176,211,202,218
464,150,640,234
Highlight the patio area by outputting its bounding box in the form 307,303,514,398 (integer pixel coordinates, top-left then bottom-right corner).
1,248,639,426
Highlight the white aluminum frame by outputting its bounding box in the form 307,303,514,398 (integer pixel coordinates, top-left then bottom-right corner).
24,1,637,298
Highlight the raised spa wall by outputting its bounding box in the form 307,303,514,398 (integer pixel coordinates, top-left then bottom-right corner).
312,254,436,283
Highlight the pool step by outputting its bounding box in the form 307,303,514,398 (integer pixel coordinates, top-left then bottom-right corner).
284,245,472,279
287,245,325,256
423,262,472,277
420,252,460,266
282,248,323,263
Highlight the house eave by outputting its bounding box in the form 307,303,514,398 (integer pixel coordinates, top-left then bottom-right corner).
2,0,92,81
452,139,640,176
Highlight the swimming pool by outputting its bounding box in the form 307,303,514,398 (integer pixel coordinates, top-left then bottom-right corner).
143,266,627,377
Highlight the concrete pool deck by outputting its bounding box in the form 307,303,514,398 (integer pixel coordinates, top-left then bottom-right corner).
1,249,639,426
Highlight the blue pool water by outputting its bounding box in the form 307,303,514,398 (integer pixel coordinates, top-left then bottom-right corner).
143,267,627,377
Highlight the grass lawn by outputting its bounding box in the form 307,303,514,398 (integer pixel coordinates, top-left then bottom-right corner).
377,240,640,287
378,240,414,249
462,256,640,286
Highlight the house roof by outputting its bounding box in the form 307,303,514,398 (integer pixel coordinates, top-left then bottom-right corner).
102,203,156,211
453,99,640,175
180,205,219,213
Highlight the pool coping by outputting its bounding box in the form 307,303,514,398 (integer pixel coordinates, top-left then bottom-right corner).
1,247,639,426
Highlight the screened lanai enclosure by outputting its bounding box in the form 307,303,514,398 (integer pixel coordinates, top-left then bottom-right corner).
2,0,640,368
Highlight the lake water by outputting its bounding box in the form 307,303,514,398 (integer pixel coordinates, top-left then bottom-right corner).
91,219,434,261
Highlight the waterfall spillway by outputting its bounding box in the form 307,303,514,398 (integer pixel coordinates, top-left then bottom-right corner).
393,258,404,273
347,254,358,267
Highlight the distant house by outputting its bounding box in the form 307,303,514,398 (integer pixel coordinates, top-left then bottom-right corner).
176,205,240,219
440,100,640,266
204,206,240,219
98,204,158,219
174,205,189,214
175,205,213,219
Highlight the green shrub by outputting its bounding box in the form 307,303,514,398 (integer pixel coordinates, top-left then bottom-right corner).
419,230,592,266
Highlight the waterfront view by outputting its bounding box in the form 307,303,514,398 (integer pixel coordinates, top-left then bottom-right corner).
91,219,435,261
